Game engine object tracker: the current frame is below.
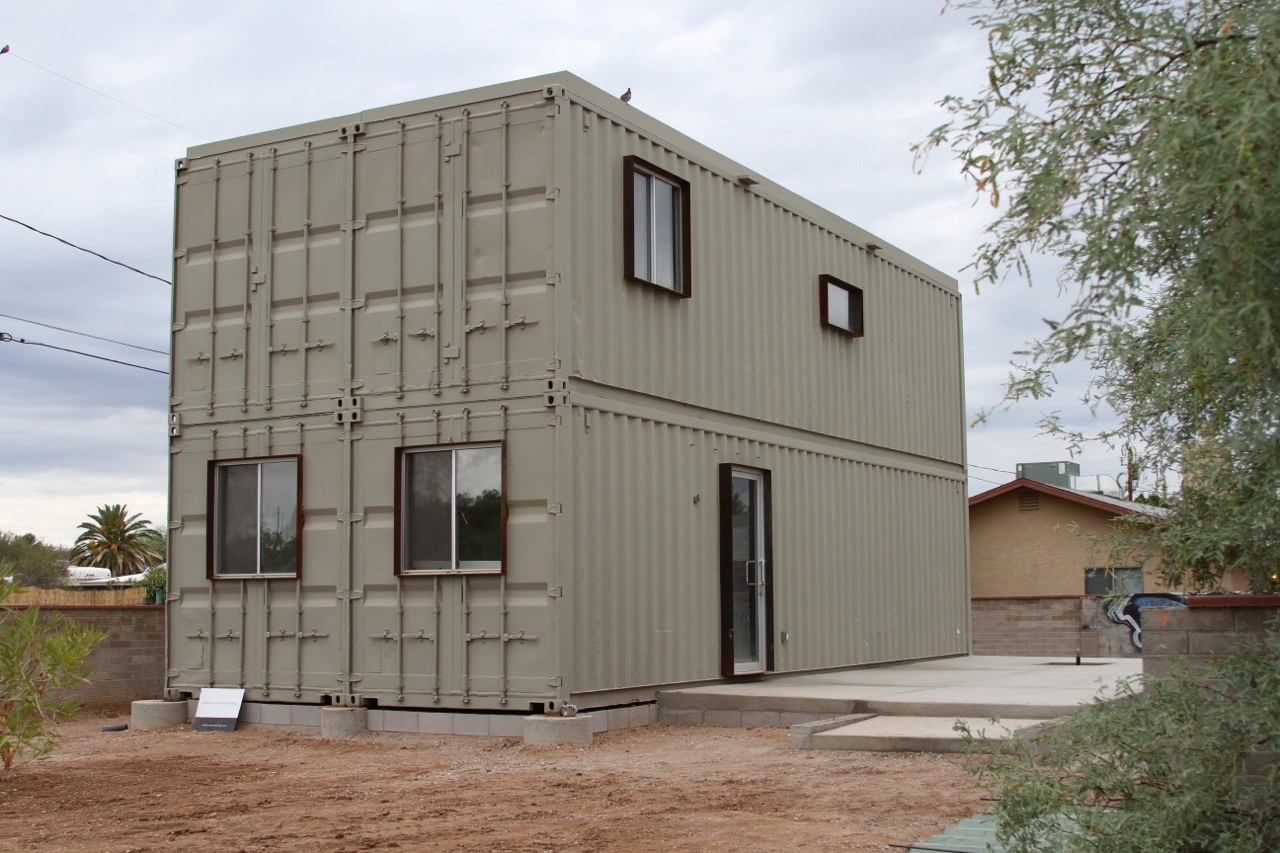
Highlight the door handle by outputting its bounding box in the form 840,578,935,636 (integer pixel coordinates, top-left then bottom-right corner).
745,560,759,586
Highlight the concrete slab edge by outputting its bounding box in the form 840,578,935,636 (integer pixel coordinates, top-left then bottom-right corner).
226,701,657,741
789,713,878,749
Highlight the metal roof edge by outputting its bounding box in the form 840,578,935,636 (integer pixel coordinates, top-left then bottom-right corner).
559,74,957,292
183,71,579,161
181,70,955,291
968,477,1162,518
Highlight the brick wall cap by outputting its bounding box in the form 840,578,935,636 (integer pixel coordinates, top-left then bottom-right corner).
972,595,1089,601
1185,595,1280,609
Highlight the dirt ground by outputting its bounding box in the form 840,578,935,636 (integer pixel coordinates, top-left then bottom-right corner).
0,706,988,853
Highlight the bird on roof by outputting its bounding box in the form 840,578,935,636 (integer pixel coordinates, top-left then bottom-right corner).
620,88,632,103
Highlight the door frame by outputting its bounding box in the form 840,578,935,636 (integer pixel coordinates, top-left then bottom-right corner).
718,464,774,677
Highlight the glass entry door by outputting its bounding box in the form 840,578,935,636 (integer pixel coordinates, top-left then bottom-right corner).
723,467,770,675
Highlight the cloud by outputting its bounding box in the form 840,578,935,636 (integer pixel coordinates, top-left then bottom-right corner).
0,0,1124,544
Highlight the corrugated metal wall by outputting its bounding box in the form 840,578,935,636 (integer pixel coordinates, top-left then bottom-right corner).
559,92,967,699
565,390,968,698
169,85,569,709
167,73,967,712
565,99,964,464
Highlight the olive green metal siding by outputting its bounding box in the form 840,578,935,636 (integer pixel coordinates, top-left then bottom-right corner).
167,72,967,712
556,82,967,696
563,96,963,463
168,82,569,709
565,392,968,698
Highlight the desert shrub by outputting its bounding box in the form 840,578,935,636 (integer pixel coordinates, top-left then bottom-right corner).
963,625,1280,852
0,581,107,770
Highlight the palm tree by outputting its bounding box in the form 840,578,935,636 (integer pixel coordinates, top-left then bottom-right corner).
69,505,162,577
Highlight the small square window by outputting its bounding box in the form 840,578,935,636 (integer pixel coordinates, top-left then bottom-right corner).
820,274,863,337
210,456,301,578
397,443,505,575
624,155,691,296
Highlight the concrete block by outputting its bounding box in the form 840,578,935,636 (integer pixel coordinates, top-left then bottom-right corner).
452,714,490,737
380,710,419,733
1234,608,1279,633
742,710,782,728
657,707,704,726
320,707,367,739
1191,631,1256,657
523,714,593,747
489,715,525,738
259,703,293,727
703,709,743,728
292,705,322,728
240,703,262,724
365,709,384,731
628,703,655,728
605,708,628,732
418,712,454,735
131,699,189,729
1142,606,1191,631
1143,630,1188,655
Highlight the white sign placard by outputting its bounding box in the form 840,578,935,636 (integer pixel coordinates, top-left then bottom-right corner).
193,687,245,732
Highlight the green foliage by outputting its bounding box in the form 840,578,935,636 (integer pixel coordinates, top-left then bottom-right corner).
69,504,162,577
136,564,167,605
137,526,167,566
961,627,1280,852
922,0,1280,591
0,580,107,770
136,564,166,592
0,532,68,589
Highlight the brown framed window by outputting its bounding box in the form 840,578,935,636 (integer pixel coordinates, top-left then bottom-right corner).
397,442,505,575
1085,567,1144,596
624,155,691,296
209,456,301,578
820,274,863,337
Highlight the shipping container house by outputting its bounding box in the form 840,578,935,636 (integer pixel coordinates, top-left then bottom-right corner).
166,72,969,716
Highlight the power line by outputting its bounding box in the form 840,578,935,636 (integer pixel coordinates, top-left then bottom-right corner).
968,463,1015,475
0,313,167,355
0,332,168,375
967,473,1006,487
1,45,210,141
1,213,172,286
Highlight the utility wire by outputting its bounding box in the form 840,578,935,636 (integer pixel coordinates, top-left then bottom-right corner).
0,313,167,355
1,45,210,141
968,463,1015,475
0,332,168,375
0,213,172,286
967,473,1006,487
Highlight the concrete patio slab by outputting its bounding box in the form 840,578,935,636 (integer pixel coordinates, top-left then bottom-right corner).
657,655,1143,752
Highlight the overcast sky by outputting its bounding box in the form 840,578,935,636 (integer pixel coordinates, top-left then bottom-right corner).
0,0,1122,547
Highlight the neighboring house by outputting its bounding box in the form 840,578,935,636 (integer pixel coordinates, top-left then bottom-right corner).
968,464,1168,657
165,72,968,716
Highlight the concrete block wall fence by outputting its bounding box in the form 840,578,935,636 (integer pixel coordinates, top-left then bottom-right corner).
971,596,1137,658
1140,597,1280,677
1140,596,1280,789
17,606,167,707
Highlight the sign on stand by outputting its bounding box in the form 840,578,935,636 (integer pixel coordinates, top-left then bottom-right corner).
193,688,245,732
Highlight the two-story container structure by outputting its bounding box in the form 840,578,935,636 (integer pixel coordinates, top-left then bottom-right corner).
165,72,969,718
